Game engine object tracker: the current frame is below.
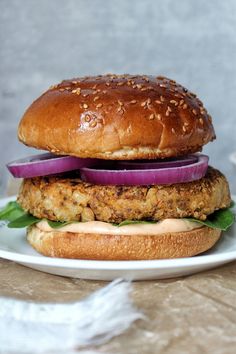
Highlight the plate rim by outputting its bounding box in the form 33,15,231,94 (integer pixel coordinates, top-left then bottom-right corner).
0,248,236,269
0,195,236,270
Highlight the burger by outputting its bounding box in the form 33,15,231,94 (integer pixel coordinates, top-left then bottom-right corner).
0,74,234,260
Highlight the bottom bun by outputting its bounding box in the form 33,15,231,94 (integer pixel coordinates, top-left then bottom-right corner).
27,225,221,260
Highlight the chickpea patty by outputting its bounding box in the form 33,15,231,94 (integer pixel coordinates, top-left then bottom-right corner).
18,167,231,223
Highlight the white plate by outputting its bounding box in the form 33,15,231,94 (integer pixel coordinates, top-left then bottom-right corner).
0,196,236,280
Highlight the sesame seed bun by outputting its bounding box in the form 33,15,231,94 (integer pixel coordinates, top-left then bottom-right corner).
18,74,215,160
27,224,221,260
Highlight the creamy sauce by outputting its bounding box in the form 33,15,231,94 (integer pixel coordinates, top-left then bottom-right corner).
36,219,202,235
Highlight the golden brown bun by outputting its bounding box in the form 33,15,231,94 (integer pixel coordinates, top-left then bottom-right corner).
18,74,215,160
27,225,221,260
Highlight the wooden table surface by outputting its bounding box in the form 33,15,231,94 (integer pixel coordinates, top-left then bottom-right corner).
0,258,236,354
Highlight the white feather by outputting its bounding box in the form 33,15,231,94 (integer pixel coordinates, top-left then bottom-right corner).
0,279,143,353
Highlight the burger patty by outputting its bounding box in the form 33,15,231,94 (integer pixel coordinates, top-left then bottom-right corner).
18,167,231,223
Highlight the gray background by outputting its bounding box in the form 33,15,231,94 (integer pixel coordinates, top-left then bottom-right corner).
0,0,236,194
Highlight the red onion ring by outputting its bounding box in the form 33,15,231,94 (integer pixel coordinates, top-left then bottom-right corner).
80,155,209,186
117,155,198,170
7,153,98,178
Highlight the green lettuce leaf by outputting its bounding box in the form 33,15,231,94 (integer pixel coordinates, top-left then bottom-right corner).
8,214,40,228
47,220,71,229
185,207,235,231
118,202,235,230
117,220,156,227
0,200,235,231
0,201,68,229
0,201,25,222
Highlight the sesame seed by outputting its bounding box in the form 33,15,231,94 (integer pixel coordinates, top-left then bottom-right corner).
199,118,204,125
83,93,89,97
166,110,170,116
117,82,124,86
117,107,124,114
183,126,187,132
59,88,65,92
179,99,184,106
106,82,110,86
149,113,155,120
171,128,175,134
85,115,91,122
167,106,172,112
200,107,205,113
141,87,148,91
102,90,107,94
155,100,162,105
130,100,137,104
72,88,81,95
72,80,78,84
192,109,197,115
89,121,97,128
49,84,58,90
92,85,97,90
157,114,161,120
118,100,123,106
183,104,188,109
174,93,182,98
160,95,165,102
83,103,88,109
96,103,103,108
93,96,100,102
170,100,177,105
136,84,142,89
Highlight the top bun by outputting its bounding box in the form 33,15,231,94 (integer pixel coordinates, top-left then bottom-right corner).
18,74,215,160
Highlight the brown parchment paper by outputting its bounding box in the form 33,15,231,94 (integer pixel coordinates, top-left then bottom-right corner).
0,178,236,354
